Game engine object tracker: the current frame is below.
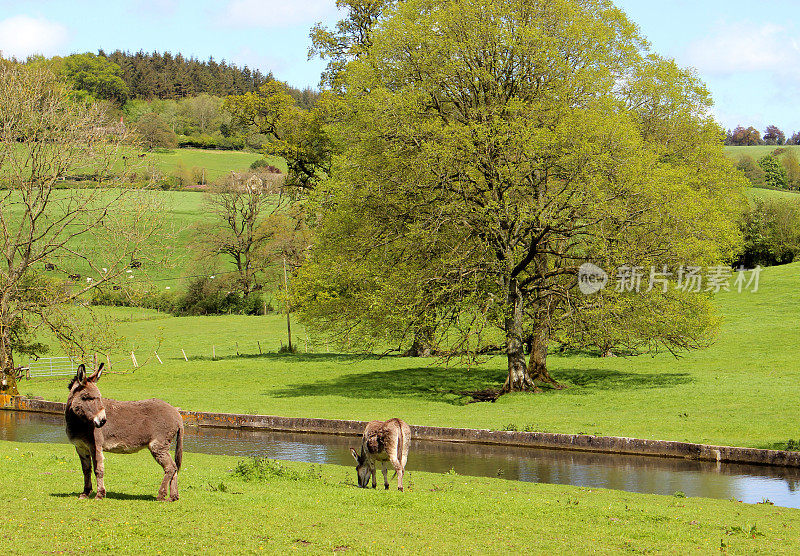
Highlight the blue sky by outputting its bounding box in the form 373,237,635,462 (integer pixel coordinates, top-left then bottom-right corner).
1,0,799,133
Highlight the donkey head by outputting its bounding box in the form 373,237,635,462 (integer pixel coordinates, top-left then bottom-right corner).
67,363,106,428
350,448,373,488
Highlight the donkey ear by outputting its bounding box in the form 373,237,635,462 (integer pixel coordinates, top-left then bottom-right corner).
88,363,103,382
76,364,86,384
350,448,360,463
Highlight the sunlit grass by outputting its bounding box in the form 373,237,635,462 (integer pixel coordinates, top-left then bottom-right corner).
2,441,798,553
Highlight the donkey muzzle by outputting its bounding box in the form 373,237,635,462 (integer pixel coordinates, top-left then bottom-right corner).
94,409,107,428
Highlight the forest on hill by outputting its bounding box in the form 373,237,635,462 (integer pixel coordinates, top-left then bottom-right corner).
37,50,319,151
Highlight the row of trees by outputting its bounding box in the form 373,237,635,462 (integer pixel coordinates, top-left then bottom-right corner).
726,125,800,146
54,51,320,107
736,151,800,190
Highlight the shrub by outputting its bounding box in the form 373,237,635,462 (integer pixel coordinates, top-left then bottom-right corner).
782,152,800,190
233,458,320,482
736,198,800,267
249,158,282,173
736,155,766,187
758,154,788,189
172,276,265,316
91,277,267,316
136,112,177,150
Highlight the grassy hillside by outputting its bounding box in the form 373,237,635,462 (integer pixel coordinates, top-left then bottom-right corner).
142,148,285,182
725,145,800,160
4,441,797,553
747,187,800,203
20,261,800,450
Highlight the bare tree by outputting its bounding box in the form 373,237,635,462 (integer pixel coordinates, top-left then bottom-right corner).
195,170,287,295
0,62,167,395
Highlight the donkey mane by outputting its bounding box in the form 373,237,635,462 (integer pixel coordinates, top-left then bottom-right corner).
67,376,78,390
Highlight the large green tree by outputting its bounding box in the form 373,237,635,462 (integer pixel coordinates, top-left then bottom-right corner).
60,53,129,104
225,81,332,191
299,0,744,392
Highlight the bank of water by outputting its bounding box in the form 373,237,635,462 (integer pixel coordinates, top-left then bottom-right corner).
3,410,799,508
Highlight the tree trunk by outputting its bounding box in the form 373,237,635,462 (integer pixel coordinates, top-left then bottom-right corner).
527,314,565,389
526,251,565,389
502,279,537,393
402,326,434,357
0,323,19,397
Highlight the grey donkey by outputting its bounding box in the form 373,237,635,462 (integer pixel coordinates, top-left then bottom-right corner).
351,418,410,491
65,363,184,501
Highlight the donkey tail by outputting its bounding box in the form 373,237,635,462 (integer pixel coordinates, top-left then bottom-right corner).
396,424,404,465
175,423,184,471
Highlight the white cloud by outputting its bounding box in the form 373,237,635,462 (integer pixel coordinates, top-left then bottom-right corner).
686,23,800,74
0,15,68,59
222,0,338,28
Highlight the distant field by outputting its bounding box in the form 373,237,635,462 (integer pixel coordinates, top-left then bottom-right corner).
137,148,286,182
725,145,800,160
746,187,800,203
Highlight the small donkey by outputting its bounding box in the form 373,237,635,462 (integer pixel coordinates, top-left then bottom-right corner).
350,418,411,491
65,363,184,501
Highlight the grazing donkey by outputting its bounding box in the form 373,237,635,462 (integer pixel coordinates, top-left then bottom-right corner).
350,418,411,491
65,363,184,501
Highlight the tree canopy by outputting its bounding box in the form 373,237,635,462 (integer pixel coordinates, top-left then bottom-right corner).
298,0,745,392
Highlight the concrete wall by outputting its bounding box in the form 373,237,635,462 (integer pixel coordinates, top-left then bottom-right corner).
8,396,800,468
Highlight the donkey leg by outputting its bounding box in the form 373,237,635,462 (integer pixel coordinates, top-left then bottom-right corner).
381,462,389,490
76,446,93,499
150,445,177,501
90,448,106,500
168,467,179,502
389,456,404,492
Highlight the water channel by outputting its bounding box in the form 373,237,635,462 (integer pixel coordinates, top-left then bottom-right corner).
3,410,799,509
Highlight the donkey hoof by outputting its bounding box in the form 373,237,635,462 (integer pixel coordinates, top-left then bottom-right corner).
384,484,389,490
169,495,179,502
94,491,105,500
398,487,404,492
79,493,89,500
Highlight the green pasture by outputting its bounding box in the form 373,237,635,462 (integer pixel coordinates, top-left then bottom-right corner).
139,148,285,182
20,261,800,450
1,190,208,285
746,187,800,203
725,145,800,160
1,441,797,554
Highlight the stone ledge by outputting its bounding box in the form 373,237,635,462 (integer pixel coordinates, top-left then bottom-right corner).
7,396,800,468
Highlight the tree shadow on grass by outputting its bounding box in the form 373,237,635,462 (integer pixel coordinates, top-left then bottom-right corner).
272,366,505,404
555,369,693,392
272,365,693,404
50,491,157,501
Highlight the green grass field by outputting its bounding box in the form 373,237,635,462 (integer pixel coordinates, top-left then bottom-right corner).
2,441,797,554
725,145,800,160
19,261,800,450
141,148,286,182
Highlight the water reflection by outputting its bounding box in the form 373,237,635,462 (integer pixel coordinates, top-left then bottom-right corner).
3,410,799,508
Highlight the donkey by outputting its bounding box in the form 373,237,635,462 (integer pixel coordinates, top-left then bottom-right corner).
350,418,410,491
65,363,184,501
